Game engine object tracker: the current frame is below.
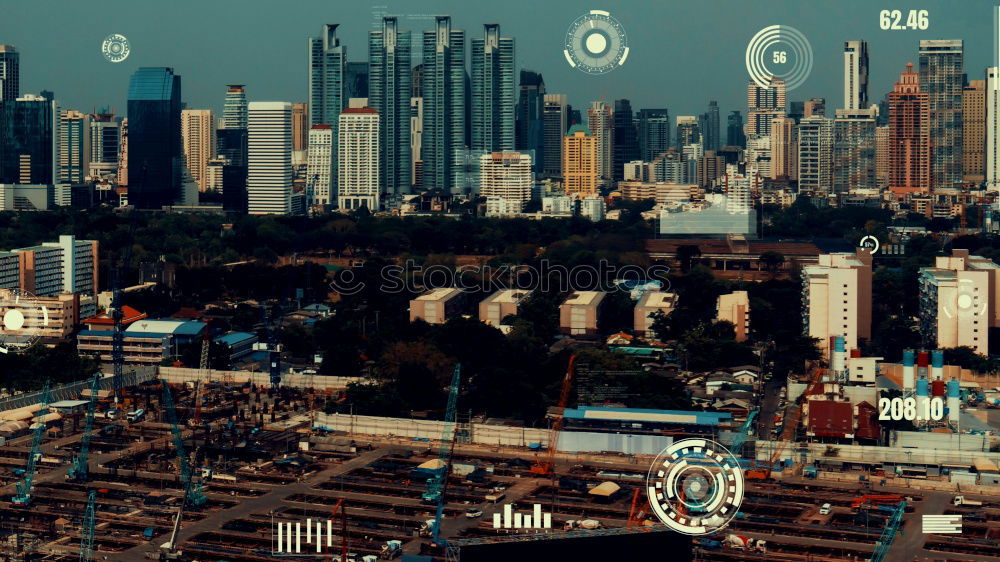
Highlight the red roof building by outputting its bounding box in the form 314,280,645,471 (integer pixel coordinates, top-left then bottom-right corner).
82,306,147,331
806,399,854,439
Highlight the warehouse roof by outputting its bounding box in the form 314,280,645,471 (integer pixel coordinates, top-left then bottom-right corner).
215,331,257,346
589,481,621,497
974,457,999,473
562,406,732,427
49,400,89,409
126,319,206,337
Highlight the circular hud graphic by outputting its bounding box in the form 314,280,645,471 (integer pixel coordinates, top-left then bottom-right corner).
102,34,131,63
0,289,48,353
563,10,629,74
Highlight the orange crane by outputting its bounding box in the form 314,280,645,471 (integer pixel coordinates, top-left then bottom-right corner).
626,488,645,528
530,354,577,476
332,498,348,560
746,365,825,480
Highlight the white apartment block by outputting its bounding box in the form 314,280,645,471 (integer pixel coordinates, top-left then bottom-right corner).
479,151,532,207
247,102,293,215
306,124,333,207
338,107,380,211
919,249,1000,355
801,249,873,357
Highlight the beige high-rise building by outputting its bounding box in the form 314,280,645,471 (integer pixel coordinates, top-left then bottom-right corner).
963,79,985,182
587,101,613,181
563,124,598,196
717,291,751,342
292,102,308,151
875,125,889,187
919,249,1000,355
180,109,215,192
479,151,532,209
802,249,873,357
770,116,797,180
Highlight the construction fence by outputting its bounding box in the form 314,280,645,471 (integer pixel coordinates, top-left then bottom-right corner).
0,366,158,412
157,367,364,391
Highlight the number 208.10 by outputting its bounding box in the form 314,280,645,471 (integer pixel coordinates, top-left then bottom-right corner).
878,396,944,421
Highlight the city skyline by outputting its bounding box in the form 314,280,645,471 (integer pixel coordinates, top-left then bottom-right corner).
5,0,999,124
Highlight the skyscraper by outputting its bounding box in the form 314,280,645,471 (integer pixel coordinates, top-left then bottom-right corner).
587,101,613,181
88,110,120,179
770,116,797,180
889,63,931,194
180,109,215,192
746,78,786,137
875,125,889,187
127,67,182,208
542,94,567,178
637,108,670,161
306,124,333,208
797,116,833,196
422,16,466,193
843,40,869,111
58,110,89,184
345,61,369,100
987,68,1000,191
612,99,638,182
563,124,598,196
726,111,745,147
802,250,873,357
247,101,292,215
703,101,720,151
309,24,346,196
962,79,985,183
675,115,700,148
0,46,18,103
223,84,248,129
833,108,877,194
471,24,515,153
217,127,248,212
338,107,380,210
515,70,545,173
0,95,56,184
369,16,412,201
291,103,308,151
919,39,964,189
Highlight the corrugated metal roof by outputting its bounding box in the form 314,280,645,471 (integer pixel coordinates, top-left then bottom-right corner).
215,332,257,346
974,457,999,473
588,481,621,497
807,400,853,438
563,406,731,426
126,319,205,336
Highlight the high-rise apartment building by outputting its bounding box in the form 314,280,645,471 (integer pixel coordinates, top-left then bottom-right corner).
10,235,98,316
746,78,786,137
480,151,531,212
422,16,466,193
88,110,120,179
875,125,889,187
802,249,873,357
515,70,545,173
542,94,568,178
804,98,826,118
309,24,346,197
962,79,985,182
471,24,515,153
369,17,412,201
306,124,333,208
702,101,721,152
127,67,182,208
833,108,877,194
637,108,670,161
675,115,701,148
843,40,869,111
919,39,964,189
58,110,89,184
988,68,1000,191
247,101,292,215
0,45,18,103
223,84,248,129
563,125,598,196
410,97,422,188
888,63,931,194
587,101,613,181
727,111,746,147
291,103,308,152
337,107,380,210
919,249,999,355
612,99,638,182
180,109,215,192
797,116,833,196
770,116,797,180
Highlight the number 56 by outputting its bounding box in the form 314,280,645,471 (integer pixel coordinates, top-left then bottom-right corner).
773,51,787,64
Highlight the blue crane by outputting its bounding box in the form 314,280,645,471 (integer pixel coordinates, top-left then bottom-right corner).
730,409,758,458
110,208,140,404
68,374,102,482
79,490,96,561
421,363,461,545
161,380,206,507
870,501,906,562
12,382,51,507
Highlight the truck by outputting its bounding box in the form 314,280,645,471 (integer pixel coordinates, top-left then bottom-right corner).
725,534,766,553
564,519,601,530
105,408,120,420
126,408,146,423
953,495,983,507
484,492,506,503
380,540,402,559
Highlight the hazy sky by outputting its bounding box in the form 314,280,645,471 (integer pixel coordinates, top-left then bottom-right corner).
6,0,999,122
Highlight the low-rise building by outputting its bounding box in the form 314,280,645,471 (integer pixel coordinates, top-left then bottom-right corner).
559,291,605,337
214,331,259,364
633,291,677,337
410,288,464,325
479,289,532,327
716,291,751,342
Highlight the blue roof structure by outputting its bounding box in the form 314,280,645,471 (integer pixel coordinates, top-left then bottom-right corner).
215,331,256,346
127,67,178,101
567,123,591,136
563,406,732,427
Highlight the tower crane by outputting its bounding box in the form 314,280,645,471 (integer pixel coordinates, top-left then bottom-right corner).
870,501,906,562
68,373,102,482
12,382,51,507
421,363,462,547
730,409,758,458
161,380,206,507
530,354,577,476
79,490,96,561
746,365,824,480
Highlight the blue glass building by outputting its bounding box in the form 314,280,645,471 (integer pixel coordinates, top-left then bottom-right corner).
422,16,466,194
369,17,411,201
127,67,182,209
0,94,55,184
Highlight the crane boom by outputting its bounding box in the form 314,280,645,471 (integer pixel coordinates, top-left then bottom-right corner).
161,380,206,507
748,366,824,480
730,409,758,458
13,381,51,507
78,490,96,561
870,501,906,562
531,354,577,475
68,374,102,482
422,364,461,505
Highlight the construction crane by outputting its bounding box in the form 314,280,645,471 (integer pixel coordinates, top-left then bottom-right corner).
110,203,141,405
746,365,824,480
530,354,577,475
161,380,207,507
870,501,906,562
78,490,96,561
730,409,758,458
332,498,348,561
12,382,51,507
159,491,186,560
68,373,102,482
420,363,462,548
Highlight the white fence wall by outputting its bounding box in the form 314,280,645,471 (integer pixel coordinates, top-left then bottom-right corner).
158,367,364,390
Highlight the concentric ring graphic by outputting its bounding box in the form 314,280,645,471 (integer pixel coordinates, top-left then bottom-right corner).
0,289,49,354
102,34,131,63
646,438,744,535
745,25,812,91
563,10,629,74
